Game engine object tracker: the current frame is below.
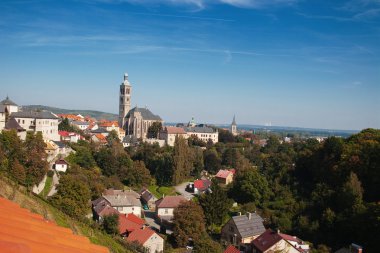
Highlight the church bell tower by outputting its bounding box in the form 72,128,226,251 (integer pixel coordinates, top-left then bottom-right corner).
119,73,132,129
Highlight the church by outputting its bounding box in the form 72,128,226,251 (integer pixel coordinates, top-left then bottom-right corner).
118,73,163,140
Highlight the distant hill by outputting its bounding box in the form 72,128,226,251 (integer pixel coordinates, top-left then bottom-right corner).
22,105,118,121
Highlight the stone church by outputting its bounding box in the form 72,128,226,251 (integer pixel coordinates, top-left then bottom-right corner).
118,73,163,140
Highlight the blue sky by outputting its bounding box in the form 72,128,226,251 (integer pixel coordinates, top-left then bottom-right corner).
0,0,379,130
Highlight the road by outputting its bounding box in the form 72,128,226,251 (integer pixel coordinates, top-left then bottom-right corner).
174,182,194,200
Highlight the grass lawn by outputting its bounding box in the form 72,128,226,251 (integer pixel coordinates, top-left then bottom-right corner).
40,175,53,198
148,185,177,198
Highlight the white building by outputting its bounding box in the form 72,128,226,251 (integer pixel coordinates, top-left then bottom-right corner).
0,105,5,132
101,189,142,217
231,115,237,136
54,159,68,173
126,228,164,253
183,126,218,143
159,126,188,147
155,196,187,222
71,120,89,131
0,96,19,132
10,111,60,141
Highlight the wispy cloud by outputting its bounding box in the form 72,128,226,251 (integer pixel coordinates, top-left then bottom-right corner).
95,0,299,9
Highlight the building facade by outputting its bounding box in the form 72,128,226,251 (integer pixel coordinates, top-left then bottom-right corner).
10,111,60,141
119,73,132,128
159,126,188,146
125,107,163,140
184,126,218,143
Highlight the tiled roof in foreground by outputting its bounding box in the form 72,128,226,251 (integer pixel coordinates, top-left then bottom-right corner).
0,197,109,253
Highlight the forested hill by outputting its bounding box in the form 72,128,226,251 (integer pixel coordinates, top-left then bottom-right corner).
22,105,118,121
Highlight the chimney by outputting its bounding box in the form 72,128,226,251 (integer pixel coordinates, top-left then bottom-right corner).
277,229,280,234
350,244,363,253
246,212,252,220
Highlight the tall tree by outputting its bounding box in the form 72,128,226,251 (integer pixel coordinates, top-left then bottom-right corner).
24,132,48,186
173,201,206,247
147,122,162,139
172,137,192,185
199,179,233,227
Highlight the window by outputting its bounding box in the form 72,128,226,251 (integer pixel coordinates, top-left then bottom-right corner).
22,120,25,124
165,209,168,214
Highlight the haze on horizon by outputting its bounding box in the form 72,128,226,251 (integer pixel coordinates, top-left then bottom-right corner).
0,0,379,131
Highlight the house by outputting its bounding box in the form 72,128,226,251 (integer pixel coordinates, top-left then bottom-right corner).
4,117,26,140
224,245,240,253
59,131,82,143
10,110,60,141
44,140,59,157
101,189,142,217
155,196,187,222
183,126,218,143
252,229,309,253
191,179,212,194
126,227,164,253
215,169,235,185
54,141,68,154
159,126,188,147
71,120,90,131
99,121,119,132
91,133,107,144
221,212,266,252
55,159,68,173
140,188,158,209
0,105,5,132
122,135,139,148
1,96,19,123
118,213,145,237
92,198,120,222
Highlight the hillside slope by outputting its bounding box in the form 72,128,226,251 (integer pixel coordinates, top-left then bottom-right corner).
22,105,118,121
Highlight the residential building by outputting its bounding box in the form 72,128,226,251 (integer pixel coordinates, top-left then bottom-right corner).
71,120,90,131
159,126,188,146
118,213,145,237
92,198,120,222
122,135,139,148
99,189,142,217
231,115,237,136
126,227,164,253
4,118,26,140
140,188,158,209
119,73,132,128
252,229,309,253
10,110,60,141
155,196,187,222
55,159,68,173
215,169,235,185
59,131,82,143
190,179,212,194
91,133,107,144
125,106,163,140
44,140,59,158
221,212,266,252
183,126,218,143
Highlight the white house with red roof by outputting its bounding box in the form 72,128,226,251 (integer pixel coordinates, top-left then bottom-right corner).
126,227,164,253
191,179,212,194
54,159,68,173
252,229,309,253
118,213,145,237
59,131,83,143
215,169,235,185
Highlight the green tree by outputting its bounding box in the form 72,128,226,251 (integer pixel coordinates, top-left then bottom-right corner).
229,168,270,205
147,122,162,139
51,174,91,218
193,235,223,253
102,214,119,235
121,160,153,187
173,201,206,247
199,179,233,227
204,149,221,174
172,137,192,185
11,159,26,184
24,132,48,186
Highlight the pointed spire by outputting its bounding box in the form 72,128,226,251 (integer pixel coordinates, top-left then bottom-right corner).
232,115,236,125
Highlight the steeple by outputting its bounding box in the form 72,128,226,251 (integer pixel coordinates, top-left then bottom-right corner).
230,115,237,136
119,72,132,129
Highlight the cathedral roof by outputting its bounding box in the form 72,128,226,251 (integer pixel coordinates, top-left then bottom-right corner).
126,107,162,121
1,96,18,106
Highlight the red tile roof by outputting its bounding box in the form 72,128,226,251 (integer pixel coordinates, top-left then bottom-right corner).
252,229,282,252
95,134,107,142
99,121,118,127
126,227,157,245
118,214,145,234
165,126,186,134
215,169,233,179
0,197,109,253
55,159,68,165
194,179,211,191
224,245,240,253
155,196,187,208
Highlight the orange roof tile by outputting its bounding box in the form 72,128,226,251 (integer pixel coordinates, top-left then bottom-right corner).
126,227,157,245
0,197,109,253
